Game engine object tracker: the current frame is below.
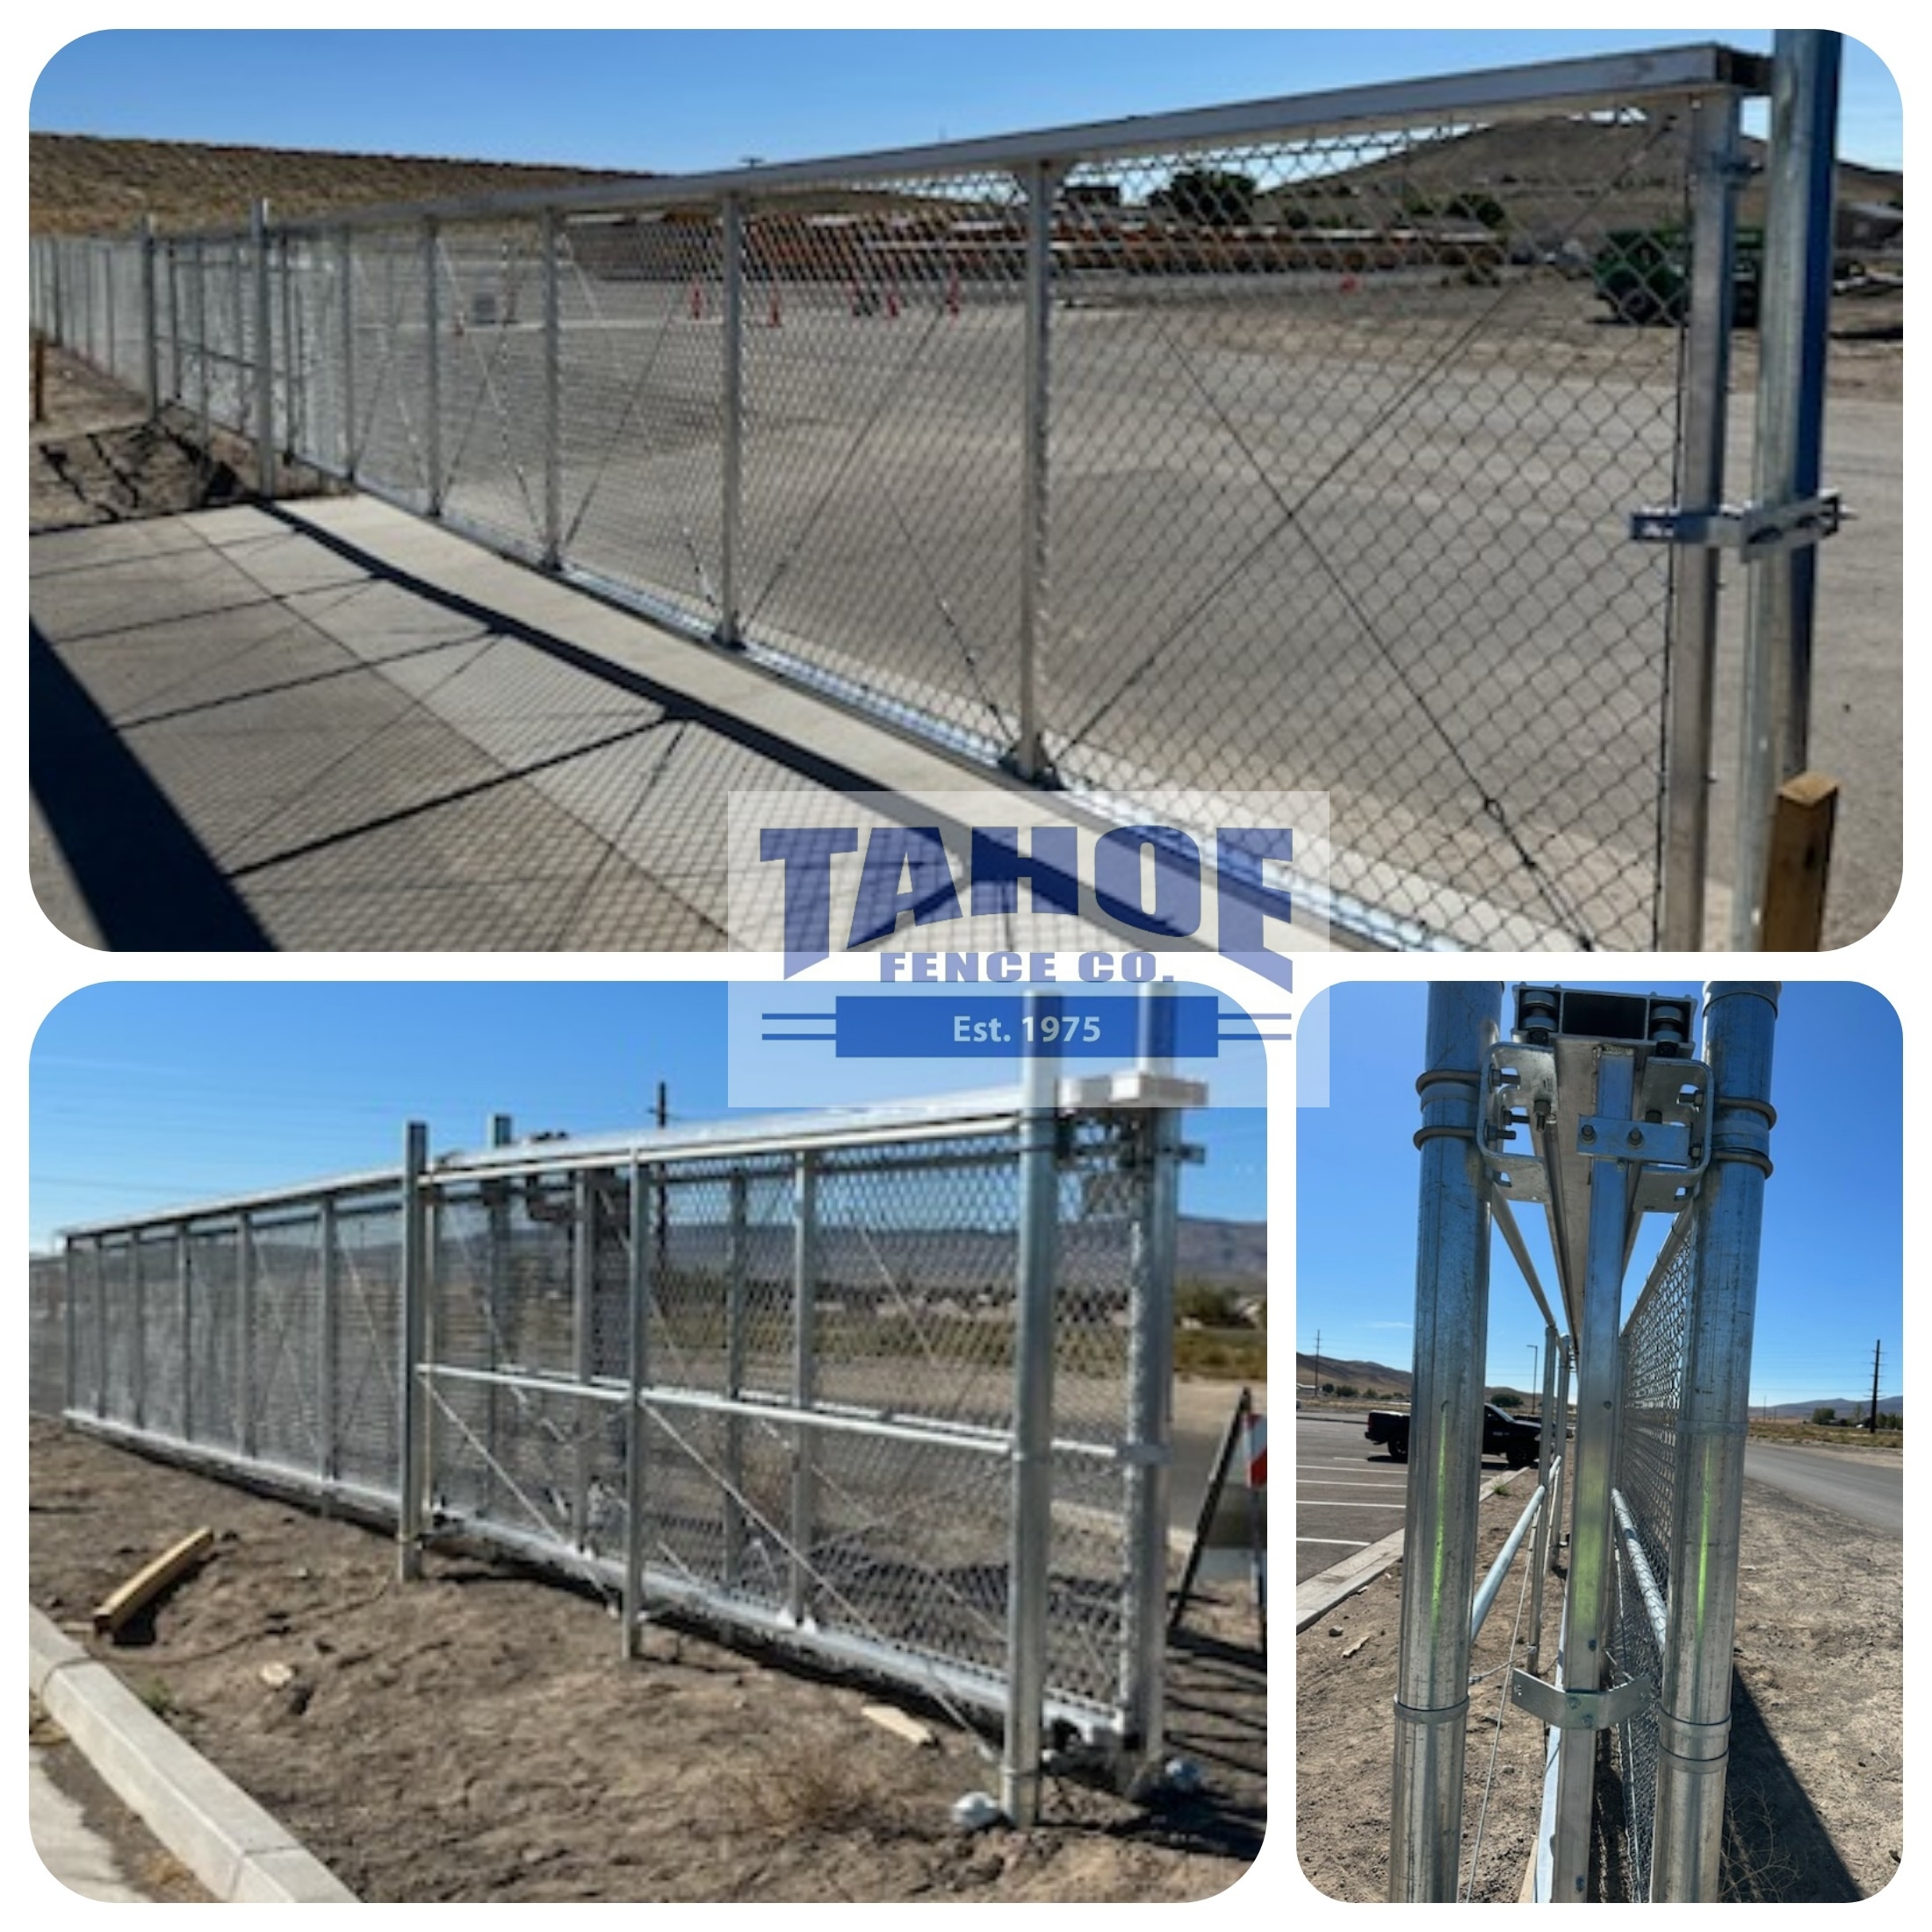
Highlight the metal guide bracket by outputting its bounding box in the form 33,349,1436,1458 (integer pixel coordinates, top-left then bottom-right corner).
1510,1669,1654,1731
1478,1042,1709,1211
1629,488,1842,555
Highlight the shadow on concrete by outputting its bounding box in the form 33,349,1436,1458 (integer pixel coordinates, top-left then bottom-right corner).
28,621,272,950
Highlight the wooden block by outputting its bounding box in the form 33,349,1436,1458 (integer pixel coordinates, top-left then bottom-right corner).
861,1702,937,1748
1760,772,1839,951
91,1527,215,1639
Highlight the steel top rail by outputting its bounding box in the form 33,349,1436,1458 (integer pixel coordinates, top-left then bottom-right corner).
57,1073,1200,1240
145,40,1766,244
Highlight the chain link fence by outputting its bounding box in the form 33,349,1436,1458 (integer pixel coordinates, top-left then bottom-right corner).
32,1087,1187,1806
31,45,1789,951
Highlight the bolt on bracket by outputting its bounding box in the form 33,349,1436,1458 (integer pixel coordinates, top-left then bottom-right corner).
1628,488,1842,555
1510,1668,1654,1731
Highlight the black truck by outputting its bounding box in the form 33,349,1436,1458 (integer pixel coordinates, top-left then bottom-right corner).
1365,1402,1544,1468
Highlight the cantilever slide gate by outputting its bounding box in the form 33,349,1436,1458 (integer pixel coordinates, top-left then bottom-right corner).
1389,981,1777,1902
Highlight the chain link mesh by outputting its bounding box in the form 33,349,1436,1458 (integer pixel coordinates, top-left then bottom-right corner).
34,70,1748,949
1611,1218,1696,1900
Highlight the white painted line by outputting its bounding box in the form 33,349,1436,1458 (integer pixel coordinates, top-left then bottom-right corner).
1297,1537,1370,1547
1298,1481,1411,1490
1298,1500,1407,1509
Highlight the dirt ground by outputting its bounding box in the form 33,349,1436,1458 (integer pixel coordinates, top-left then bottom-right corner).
26,1420,1263,1903
29,340,332,532
1295,1473,1902,1901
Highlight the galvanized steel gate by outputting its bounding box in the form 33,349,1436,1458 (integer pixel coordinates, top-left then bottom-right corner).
41,1079,1190,1821
1389,981,1776,1901
28,39,1845,952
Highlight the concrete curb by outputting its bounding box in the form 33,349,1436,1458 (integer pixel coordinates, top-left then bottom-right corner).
29,1606,358,1903
1294,1470,1518,1632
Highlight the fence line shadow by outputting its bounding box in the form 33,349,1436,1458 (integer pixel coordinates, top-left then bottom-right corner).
1721,1671,1863,1902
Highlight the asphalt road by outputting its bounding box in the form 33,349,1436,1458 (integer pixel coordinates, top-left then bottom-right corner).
1742,1440,1904,1536
1295,1409,1409,1584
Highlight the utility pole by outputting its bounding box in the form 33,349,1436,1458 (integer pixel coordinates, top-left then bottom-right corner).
1314,1330,1322,1399
1868,1338,1882,1431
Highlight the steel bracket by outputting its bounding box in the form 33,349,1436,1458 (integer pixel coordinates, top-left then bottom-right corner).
1510,1669,1654,1731
1628,488,1842,555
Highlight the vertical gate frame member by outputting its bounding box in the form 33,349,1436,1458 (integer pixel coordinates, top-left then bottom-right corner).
398,1121,430,1582
723,1171,749,1590
573,1168,596,1549
1550,1045,1637,1901
166,240,183,409
1389,981,1501,1902
139,214,160,420
318,1194,339,1485
423,217,443,514
719,193,746,645
1658,86,1744,950
1651,984,1778,1899
1013,157,1054,784
193,238,211,463
1527,1319,1561,1674
789,1150,819,1626
279,227,298,458
1002,999,1061,1827
1732,33,1842,950
623,1156,650,1659
1119,1106,1180,1761
237,1210,257,1459
339,227,357,479
540,207,563,568
482,1112,514,1519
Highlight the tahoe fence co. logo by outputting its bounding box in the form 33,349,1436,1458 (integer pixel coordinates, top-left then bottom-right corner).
727,791,1330,991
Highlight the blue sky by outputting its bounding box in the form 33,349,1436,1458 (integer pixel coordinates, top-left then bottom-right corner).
31,30,1904,174
1297,982,1902,1410
27,982,1264,1247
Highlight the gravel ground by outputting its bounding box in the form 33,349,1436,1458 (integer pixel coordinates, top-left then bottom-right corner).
28,1419,1263,1903
1294,1471,1902,1901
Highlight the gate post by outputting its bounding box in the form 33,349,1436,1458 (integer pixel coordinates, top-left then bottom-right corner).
573,1168,595,1548
719,193,745,644
398,1121,429,1581
140,215,160,418
789,1150,819,1626
1526,1318,1561,1673
1002,992,1060,1825
1013,157,1054,782
541,208,563,568
1658,86,1743,950
1651,984,1778,1899
340,227,357,478
723,1171,748,1590
1389,981,1500,1901
1732,32,1842,948
319,1195,339,1486
252,200,276,488
237,1211,256,1458
423,216,443,512
623,1155,650,1658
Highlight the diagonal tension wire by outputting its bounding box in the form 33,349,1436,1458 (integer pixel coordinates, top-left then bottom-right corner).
1463,1517,1539,1902
745,295,952,630
1117,299,1598,944
435,240,544,544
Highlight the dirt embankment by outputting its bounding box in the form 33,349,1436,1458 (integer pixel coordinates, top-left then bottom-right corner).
28,1421,1264,1904
1296,1474,1902,1901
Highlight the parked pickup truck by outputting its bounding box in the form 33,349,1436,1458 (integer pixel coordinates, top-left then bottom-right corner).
1365,1403,1544,1468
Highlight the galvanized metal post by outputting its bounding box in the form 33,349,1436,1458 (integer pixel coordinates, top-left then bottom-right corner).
1732,32,1842,949
130,1234,147,1431
62,1242,78,1417
719,195,745,645
227,233,246,429
482,1112,512,1519
398,1121,429,1582
93,1234,109,1419
339,227,357,477
1527,1319,1561,1673
103,242,118,380
573,1169,595,1548
193,239,211,455
541,208,563,567
1658,88,1743,952
178,1224,193,1440
1550,1045,1636,1902
623,1156,649,1658
1002,993,1060,1827
1389,981,1501,1902
1651,983,1777,1900
166,241,182,405
319,1196,338,1484
139,215,160,418
1120,1077,1179,1756
423,217,443,512
250,201,276,492
1013,159,1054,782
237,1212,257,1457
789,1150,819,1625
49,239,64,349
723,1170,748,1590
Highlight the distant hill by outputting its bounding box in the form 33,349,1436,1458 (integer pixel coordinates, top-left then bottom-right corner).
1296,1351,1411,1398
1276,118,1902,244
1764,1395,1904,1422
1177,1217,1267,1293
30,132,640,237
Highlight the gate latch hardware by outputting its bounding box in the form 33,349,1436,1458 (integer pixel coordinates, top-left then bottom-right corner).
1510,1669,1654,1731
1628,489,1842,554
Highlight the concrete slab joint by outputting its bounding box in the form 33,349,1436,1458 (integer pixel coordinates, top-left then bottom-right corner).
27,1604,358,1903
